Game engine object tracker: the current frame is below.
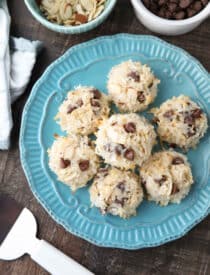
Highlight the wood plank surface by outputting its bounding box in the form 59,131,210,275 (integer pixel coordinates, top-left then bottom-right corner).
0,1,209,274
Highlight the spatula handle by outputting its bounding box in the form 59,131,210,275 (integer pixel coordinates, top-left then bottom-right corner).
30,239,94,275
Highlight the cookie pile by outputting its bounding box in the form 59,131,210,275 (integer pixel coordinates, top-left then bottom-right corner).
48,86,110,191
48,60,208,219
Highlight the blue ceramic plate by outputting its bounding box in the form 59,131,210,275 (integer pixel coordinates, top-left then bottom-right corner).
20,34,210,249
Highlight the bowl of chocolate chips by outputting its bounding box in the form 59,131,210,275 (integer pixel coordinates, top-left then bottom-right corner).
130,0,210,35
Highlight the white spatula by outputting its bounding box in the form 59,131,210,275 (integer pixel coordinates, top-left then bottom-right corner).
0,195,94,275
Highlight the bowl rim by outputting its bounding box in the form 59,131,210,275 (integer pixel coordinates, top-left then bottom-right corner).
24,0,117,31
131,0,210,25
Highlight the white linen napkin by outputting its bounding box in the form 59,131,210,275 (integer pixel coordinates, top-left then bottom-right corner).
0,0,42,150
10,37,42,103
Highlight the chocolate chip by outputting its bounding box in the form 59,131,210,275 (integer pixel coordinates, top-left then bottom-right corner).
172,157,184,165
117,181,125,192
158,6,167,17
179,0,192,9
150,2,159,13
174,10,186,19
163,110,174,119
158,0,167,6
201,0,208,5
91,89,101,99
171,183,179,194
115,146,121,155
124,148,135,161
137,91,145,103
114,197,127,207
79,160,89,171
115,144,125,156
111,122,117,126
123,122,136,133
142,0,150,9
187,128,196,137
143,0,206,20
184,114,194,126
168,2,178,12
165,10,173,19
187,8,197,17
60,158,71,169
127,71,140,82
162,175,167,181
90,98,100,108
67,99,83,114
77,99,83,107
170,143,177,149
192,108,202,119
67,105,77,114
155,175,167,186
141,179,147,185
192,1,203,11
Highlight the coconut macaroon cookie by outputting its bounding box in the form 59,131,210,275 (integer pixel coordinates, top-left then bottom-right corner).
48,135,99,192
107,60,160,112
151,95,208,150
55,86,110,135
140,150,193,206
89,167,143,218
95,113,156,170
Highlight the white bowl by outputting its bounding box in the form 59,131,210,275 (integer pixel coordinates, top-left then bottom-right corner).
130,0,210,35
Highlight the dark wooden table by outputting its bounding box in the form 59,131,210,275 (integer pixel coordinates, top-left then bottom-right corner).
0,1,210,274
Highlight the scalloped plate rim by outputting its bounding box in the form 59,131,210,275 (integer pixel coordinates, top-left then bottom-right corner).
19,34,210,250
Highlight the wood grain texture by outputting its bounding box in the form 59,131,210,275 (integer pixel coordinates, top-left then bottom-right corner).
0,1,209,274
